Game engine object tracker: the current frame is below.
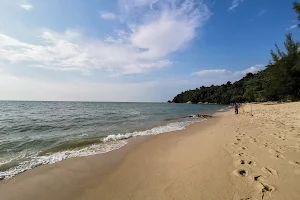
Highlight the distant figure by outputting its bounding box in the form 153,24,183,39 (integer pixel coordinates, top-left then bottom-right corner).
234,103,239,114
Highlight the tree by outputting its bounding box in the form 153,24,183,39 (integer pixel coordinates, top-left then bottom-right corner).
245,73,254,79
171,2,300,104
294,1,300,27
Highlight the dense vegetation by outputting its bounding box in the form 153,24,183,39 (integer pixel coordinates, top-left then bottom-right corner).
171,2,300,104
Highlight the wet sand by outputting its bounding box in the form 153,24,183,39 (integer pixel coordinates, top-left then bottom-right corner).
1,102,300,200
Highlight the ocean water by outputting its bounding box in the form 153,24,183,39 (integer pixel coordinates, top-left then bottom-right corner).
0,101,226,180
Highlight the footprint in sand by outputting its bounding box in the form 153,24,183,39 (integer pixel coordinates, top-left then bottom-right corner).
254,175,262,182
262,167,278,178
236,152,254,159
276,147,285,152
233,169,248,177
268,149,275,154
253,173,268,182
238,146,247,150
248,161,255,166
289,161,299,166
236,160,255,166
268,148,282,154
260,182,275,199
250,139,257,143
252,175,275,199
269,153,284,160
234,159,246,165
275,154,284,159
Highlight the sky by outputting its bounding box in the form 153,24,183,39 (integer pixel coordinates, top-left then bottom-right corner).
0,0,299,102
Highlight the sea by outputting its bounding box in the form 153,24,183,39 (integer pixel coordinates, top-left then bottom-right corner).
0,101,227,180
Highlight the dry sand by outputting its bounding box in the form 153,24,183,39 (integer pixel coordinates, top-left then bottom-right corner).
1,102,300,200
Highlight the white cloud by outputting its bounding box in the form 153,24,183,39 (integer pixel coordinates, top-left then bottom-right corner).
257,9,266,17
0,0,211,75
0,30,172,75
104,36,124,44
131,14,195,58
0,0,215,101
19,1,33,11
121,60,171,74
193,64,265,78
286,25,298,31
100,12,118,20
242,65,265,73
127,0,211,58
228,0,245,11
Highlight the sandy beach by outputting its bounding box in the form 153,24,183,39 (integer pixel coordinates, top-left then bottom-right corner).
1,102,300,200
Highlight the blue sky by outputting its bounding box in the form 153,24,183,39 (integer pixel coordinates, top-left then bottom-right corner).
0,0,299,101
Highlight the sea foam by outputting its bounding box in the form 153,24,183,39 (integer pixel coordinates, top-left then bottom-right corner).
103,120,202,142
0,141,127,180
0,119,204,180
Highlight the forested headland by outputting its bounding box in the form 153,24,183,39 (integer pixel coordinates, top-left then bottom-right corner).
171,2,300,104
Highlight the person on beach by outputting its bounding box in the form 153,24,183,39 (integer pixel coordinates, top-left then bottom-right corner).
234,102,239,114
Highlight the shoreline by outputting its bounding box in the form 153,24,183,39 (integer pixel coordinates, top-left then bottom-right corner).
0,116,221,200
0,112,214,180
1,102,300,200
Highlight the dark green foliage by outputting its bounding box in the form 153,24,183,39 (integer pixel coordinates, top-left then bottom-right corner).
172,34,300,104
294,1,300,27
172,3,300,104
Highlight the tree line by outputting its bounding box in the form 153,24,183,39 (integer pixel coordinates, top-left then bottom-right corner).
171,2,300,104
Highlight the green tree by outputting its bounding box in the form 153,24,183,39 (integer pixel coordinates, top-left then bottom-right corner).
171,2,300,104
294,1,300,27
